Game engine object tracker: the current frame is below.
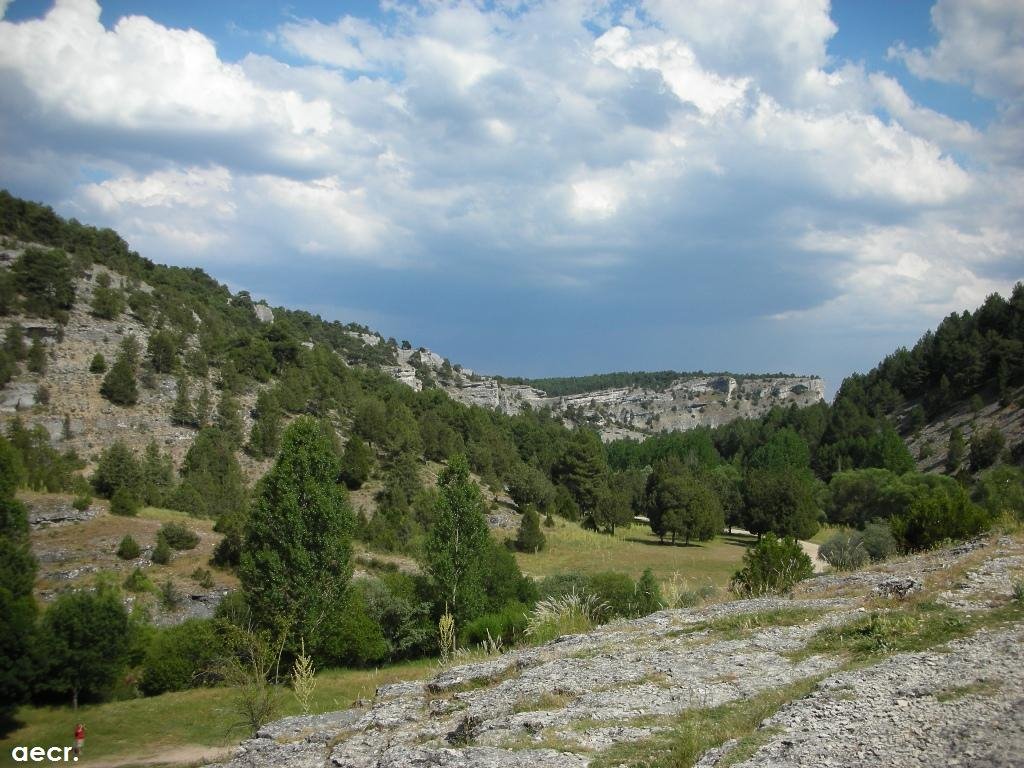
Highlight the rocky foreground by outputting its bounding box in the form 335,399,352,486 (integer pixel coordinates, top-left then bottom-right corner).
209,535,1024,768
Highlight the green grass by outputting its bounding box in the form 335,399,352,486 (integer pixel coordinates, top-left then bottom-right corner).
0,659,436,767
795,599,1024,663
511,520,756,586
669,607,826,641
589,677,821,768
809,525,849,545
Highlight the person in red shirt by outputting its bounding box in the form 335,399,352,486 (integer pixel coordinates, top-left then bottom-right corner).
73,724,84,759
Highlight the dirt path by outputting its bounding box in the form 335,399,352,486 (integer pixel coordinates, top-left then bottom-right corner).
730,528,826,573
82,745,233,768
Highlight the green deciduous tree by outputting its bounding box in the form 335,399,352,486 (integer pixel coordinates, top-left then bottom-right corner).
38,586,130,708
423,455,490,623
240,418,354,659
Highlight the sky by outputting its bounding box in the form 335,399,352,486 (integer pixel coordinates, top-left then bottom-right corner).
0,0,1021,397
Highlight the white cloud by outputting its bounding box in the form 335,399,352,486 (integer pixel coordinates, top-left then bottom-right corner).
0,0,1019,357
891,0,1024,100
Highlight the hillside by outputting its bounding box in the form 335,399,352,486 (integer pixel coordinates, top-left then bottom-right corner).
204,532,1024,768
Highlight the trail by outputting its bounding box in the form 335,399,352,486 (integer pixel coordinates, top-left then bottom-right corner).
80,745,233,768
730,528,826,573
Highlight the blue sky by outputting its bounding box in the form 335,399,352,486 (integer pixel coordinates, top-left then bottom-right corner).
1,0,1022,396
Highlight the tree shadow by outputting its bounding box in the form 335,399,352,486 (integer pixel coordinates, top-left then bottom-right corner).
624,536,704,548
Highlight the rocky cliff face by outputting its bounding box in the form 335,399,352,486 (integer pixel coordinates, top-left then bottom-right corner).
383,346,825,441
206,533,1024,768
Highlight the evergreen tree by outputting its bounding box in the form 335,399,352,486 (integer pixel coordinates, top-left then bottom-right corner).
514,505,546,552
339,434,373,489
239,418,354,657
647,471,723,544
945,427,966,474
247,390,283,459
140,440,174,506
742,467,820,540
170,375,195,427
147,330,177,374
100,343,138,406
90,285,124,320
12,247,75,318
26,337,46,374
3,324,25,360
423,455,490,623
89,352,106,374
195,383,212,428
0,437,37,728
969,426,1005,472
91,440,141,498
215,390,244,447
552,429,607,516
173,428,247,523
591,482,634,535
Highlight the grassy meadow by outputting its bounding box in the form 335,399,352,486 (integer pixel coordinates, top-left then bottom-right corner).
508,517,757,587
0,659,437,768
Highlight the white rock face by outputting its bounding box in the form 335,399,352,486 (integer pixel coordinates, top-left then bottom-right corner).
253,303,274,323
382,346,825,441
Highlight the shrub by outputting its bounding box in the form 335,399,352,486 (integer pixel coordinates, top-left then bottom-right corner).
159,578,181,610
731,534,813,596
818,530,868,571
632,568,663,617
123,567,153,592
969,427,1005,472
211,529,242,569
72,494,92,511
891,485,990,551
316,585,389,667
89,353,106,374
152,537,172,565
158,522,199,550
586,571,637,620
140,619,222,696
110,486,141,516
191,567,214,589
116,534,141,560
861,521,897,562
461,601,530,648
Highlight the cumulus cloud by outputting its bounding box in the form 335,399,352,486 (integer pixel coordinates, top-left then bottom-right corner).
0,0,1020,386
891,0,1024,100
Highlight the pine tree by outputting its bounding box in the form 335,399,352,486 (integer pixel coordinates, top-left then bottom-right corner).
514,505,546,553
195,383,212,428
89,352,106,374
239,418,354,657
26,337,46,374
170,375,195,427
339,435,373,489
945,427,966,474
100,342,138,406
247,390,282,458
216,390,244,447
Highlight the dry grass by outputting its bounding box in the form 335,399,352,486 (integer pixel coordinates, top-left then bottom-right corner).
510,519,756,586
27,499,238,599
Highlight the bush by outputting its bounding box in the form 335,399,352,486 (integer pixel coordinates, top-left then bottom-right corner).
152,537,172,565
860,521,897,562
191,567,214,589
818,531,868,571
158,522,199,550
891,485,990,551
116,534,141,560
159,578,181,610
586,571,637,620
72,494,92,511
316,585,389,667
140,619,222,696
731,534,813,596
110,486,141,516
461,601,530,648
211,529,242,569
969,427,1006,472
89,353,106,374
123,567,154,592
